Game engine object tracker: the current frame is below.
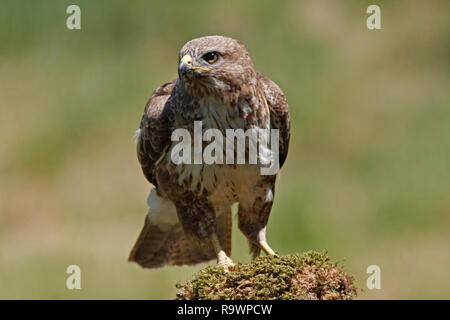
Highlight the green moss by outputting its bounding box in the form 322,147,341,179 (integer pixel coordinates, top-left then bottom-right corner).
176,251,357,300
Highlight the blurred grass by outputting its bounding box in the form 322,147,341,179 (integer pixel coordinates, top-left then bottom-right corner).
0,0,449,299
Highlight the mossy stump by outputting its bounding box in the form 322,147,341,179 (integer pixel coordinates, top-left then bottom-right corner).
176,251,356,300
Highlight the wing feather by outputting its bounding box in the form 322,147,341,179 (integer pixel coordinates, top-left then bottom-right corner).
137,80,176,186
258,73,290,168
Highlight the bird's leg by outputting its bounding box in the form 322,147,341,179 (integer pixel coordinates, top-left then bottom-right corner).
211,233,235,272
256,227,278,257
259,240,276,256
239,217,279,259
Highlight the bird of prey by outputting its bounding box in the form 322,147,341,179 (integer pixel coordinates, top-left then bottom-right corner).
129,36,290,271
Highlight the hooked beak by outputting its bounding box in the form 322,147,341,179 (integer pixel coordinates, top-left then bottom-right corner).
178,54,193,79
178,54,211,79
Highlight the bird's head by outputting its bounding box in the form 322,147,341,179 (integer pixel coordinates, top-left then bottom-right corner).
177,36,256,101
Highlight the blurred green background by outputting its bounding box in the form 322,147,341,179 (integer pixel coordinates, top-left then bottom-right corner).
0,0,449,299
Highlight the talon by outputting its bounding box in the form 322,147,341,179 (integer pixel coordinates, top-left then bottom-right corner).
218,250,235,272
211,233,235,272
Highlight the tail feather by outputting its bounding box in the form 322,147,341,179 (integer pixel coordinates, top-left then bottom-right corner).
129,208,232,269
128,217,172,268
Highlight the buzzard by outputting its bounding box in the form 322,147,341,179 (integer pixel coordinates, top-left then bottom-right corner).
129,36,290,271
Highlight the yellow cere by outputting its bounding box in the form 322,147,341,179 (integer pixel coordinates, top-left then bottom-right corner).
181,54,211,71
181,54,193,65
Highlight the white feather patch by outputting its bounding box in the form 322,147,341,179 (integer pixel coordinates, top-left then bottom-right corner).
265,188,274,203
146,189,179,230
133,128,142,142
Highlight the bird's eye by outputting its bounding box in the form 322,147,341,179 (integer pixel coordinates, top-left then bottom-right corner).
202,52,219,64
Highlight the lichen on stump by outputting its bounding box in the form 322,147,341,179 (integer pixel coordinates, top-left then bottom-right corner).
176,251,357,300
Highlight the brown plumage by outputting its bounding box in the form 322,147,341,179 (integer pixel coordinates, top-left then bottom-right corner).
129,36,290,270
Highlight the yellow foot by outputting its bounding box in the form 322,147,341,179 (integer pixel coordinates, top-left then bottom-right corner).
259,240,277,256
217,250,235,272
